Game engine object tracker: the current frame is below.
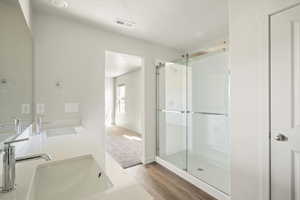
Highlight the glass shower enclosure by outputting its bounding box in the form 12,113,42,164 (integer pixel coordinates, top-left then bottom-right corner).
156,47,230,195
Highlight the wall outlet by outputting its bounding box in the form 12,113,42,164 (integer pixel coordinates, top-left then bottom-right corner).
36,104,45,114
21,104,31,114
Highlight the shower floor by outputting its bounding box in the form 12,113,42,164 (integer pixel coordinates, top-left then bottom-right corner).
160,151,230,195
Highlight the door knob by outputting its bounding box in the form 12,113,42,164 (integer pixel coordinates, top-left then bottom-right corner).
274,134,288,141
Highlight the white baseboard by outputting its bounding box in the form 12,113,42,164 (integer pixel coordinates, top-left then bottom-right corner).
144,156,155,164
156,156,231,200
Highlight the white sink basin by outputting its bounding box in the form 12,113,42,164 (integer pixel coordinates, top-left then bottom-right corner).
28,155,113,200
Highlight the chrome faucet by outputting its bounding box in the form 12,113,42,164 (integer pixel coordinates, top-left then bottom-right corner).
1,138,51,193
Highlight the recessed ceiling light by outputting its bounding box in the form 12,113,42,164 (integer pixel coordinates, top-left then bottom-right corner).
50,0,68,8
115,18,136,28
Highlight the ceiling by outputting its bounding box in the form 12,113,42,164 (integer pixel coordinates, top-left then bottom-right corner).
105,51,142,78
31,0,228,52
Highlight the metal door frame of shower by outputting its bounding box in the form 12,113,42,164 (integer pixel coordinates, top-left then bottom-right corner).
155,41,228,155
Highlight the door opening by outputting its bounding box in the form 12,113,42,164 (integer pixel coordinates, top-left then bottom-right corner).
105,50,145,169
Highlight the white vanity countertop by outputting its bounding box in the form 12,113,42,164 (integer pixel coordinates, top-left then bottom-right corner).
0,127,153,200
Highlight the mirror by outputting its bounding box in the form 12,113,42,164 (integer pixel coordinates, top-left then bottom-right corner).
0,1,33,143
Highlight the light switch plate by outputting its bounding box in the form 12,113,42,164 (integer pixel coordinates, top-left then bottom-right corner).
65,103,79,113
21,104,31,114
36,104,45,114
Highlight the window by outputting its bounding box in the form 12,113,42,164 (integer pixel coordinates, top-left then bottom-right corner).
117,84,126,113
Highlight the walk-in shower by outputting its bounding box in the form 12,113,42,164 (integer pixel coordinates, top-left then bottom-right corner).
156,43,230,197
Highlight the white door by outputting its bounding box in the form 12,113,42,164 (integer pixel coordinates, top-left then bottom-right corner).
271,4,300,200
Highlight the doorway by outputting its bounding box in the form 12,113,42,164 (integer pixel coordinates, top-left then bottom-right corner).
270,4,300,200
105,51,145,169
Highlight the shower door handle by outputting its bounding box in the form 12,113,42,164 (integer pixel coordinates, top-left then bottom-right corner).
191,111,228,116
158,109,186,114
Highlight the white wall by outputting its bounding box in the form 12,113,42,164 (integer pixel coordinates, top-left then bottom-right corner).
229,0,300,200
32,11,180,165
105,77,114,126
0,1,32,126
33,14,83,127
115,69,143,134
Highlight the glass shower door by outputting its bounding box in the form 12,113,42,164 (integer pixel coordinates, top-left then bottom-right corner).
187,51,230,194
156,48,230,195
157,61,187,171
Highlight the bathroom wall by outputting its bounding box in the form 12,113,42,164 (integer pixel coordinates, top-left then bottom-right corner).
105,77,115,126
115,69,143,134
32,11,180,165
0,1,32,126
229,0,300,199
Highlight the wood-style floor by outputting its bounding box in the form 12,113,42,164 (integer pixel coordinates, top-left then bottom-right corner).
107,126,216,200
126,162,217,200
